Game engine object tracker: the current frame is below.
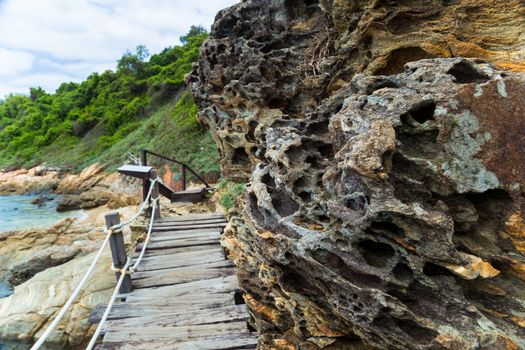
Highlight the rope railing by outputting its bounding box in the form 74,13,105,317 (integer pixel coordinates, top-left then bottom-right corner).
30,178,160,350
85,197,158,350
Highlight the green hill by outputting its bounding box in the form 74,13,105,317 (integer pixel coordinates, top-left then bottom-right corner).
0,26,219,175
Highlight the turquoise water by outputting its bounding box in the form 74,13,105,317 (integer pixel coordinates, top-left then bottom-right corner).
0,194,84,233
0,282,12,298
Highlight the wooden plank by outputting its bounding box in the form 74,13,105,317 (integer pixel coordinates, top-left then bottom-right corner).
132,261,236,288
138,244,221,258
104,305,249,329
154,213,224,223
149,230,221,242
129,275,238,296
127,277,239,302
152,223,227,232
90,299,235,322
134,249,225,272
136,236,220,251
95,333,257,350
152,219,226,227
103,321,250,342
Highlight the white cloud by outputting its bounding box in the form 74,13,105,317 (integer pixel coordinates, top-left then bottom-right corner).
0,0,238,98
0,47,34,76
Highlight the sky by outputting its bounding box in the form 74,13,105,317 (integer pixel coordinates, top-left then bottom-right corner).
0,0,238,98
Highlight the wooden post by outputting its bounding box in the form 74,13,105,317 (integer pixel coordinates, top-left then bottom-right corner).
150,169,161,219
181,165,187,191
140,150,149,202
140,149,147,166
104,212,133,294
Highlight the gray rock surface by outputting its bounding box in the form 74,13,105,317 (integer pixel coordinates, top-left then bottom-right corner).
189,1,525,349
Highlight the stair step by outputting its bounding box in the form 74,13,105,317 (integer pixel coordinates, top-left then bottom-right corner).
171,189,208,203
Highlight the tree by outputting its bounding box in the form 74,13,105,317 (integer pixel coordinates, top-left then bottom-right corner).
180,25,207,44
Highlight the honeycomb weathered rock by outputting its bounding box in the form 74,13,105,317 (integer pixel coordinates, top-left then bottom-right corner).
189,1,525,349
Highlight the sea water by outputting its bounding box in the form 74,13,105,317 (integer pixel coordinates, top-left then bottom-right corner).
0,195,84,302
0,194,84,232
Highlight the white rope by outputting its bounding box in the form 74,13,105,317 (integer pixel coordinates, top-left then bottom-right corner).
85,198,159,349
30,177,159,349
30,229,114,350
130,198,158,272
85,258,132,350
114,178,158,229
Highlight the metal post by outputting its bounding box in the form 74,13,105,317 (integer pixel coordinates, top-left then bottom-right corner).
150,169,161,219
181,165,187,191
104,212,132,294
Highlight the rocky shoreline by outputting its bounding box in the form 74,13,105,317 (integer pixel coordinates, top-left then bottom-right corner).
0,163,222,349
0,164,142,349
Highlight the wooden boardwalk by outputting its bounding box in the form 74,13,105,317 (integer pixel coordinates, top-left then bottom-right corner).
90,213,257,350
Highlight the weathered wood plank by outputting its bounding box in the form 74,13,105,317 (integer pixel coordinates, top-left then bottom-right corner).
137,244,221,258
129,275,238,296
149,230,221,243
90,298,235,322
136,236,220,251
95,333,257,350
135,253,225,272
152,218,226,227
103,304,249,329
154,213,224,222
151,223,227,232
103,321,250,342
132,261,236,289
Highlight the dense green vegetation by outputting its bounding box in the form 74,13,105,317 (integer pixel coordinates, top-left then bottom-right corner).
216,180,246,210
0,26,219,176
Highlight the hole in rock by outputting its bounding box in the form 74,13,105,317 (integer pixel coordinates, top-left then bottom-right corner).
232,147,250,165
306,155,320,167
299,191,311,201
370,221,405,236
381,150,393,173
364,79,400,94
423,262,456,277
279,264,316,294
306,120,330,135
357,240,396,268
377,47,435,75
246,120,258,142
409,102,436,124
345,195,369,211
392,262,414,282
318,215,330,223
248,192,265,224
268,98,286,109
394,317,438,343
317,143,334,159
447,61,490,84
264,173,299,217
272,192,299,217
234,290,246,305
310,249,382,288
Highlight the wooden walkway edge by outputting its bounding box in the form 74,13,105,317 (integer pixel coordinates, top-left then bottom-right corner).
89,213,257,349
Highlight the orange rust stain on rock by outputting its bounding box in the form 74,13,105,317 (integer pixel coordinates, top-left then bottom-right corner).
505,213,525,254
245,293,281,323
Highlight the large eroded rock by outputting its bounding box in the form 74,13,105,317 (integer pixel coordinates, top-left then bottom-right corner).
189,1,525,349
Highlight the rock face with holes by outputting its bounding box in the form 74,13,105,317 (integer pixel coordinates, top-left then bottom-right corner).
189,1,525,349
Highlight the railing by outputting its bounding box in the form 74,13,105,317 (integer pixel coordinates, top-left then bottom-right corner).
30,172,162,350
141,148,211,191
